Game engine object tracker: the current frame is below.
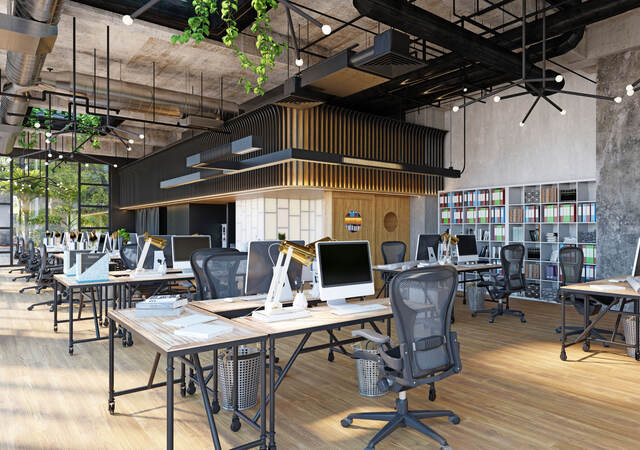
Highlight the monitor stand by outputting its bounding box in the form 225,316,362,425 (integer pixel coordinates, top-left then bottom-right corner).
327,299,347,307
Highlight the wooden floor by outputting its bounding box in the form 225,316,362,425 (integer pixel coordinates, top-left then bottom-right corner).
1,268,639,450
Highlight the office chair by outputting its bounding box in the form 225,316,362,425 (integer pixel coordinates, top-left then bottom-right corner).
13,240,39,282
190,248,240,300
474,243,526,323
203,252,248,299
26,243,64,309
554,246,623,345
377,241,406,297
9,237,28,273
341,266,461,450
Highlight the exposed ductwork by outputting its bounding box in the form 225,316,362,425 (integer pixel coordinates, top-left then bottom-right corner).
346,0,640,115
0,0,66,154
38,71,240,119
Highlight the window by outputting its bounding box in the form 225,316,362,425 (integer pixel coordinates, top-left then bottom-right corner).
79,163,110,232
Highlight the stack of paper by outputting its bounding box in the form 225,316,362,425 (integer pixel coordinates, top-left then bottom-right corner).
136,295,187,318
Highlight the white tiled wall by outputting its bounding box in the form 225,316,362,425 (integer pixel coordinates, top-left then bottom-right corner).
236,197,324,250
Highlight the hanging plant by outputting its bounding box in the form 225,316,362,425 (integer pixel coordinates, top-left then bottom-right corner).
172,0,285,96
19,108,102,151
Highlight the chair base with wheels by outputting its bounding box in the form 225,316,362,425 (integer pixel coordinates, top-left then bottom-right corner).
472,297,526,323
342,391,458,450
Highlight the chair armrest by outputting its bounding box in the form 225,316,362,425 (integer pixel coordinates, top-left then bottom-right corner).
352,329,390,345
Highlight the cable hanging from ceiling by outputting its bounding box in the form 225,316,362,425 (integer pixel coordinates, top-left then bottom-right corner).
451,0,622,127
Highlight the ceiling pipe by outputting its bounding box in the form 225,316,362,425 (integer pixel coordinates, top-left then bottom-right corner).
0,0,66,154
38,71,240,119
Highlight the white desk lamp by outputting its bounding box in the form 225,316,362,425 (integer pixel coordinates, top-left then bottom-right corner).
132,233,167,278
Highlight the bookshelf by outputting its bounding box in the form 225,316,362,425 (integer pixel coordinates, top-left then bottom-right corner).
438,180,597,303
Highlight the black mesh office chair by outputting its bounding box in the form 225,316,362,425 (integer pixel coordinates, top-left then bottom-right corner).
13,240,39,282
554,246,621,342
119,244,139,270
190,248,240,300
341,266,462,450
474,243,526,323
25,243,64,309
377,241,407,297
9,237,28,273
203,252,248,299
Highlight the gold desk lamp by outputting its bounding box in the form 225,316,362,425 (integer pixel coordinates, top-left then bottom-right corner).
132,232,168,278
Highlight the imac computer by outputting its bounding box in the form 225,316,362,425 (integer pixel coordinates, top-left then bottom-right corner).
416,234,440,262
171,235,212,272
315,240,375,306
456,235,478,264
245,240,304,295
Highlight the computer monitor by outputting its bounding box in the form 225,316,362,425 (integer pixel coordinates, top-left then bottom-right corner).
171,235,211,270
457,234,478,263
138,234,174,268
245,240,304,295
315,240,374,305
416,234,440,261
633,237,640,277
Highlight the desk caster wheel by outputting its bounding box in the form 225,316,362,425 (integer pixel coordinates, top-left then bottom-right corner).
488,318,495,324
127,335,134,346
180,386,186,397
231,416,241,432
448,415,460,425
341,418,352,428
211,399,220,414
108,402,115,415
187,381,196,395
49,305,54,312
69,347,74,355
122,339,127,348
440,445,452,450
103,318,109,327
582,342,590,352
471,312,477,318
560,350,567,361
54,325,58,332
328,351,334,362
428,385,436,402
27,305,34,311
520,317,526,323
636,351,640,361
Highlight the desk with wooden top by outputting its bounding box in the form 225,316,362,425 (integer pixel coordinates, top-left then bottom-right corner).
559,277,640,361
202,298,394,449
107,306,268,450
53,270,195,354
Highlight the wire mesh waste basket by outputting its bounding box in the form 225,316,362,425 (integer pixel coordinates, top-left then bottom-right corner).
353,342,388,397
217,346,260,410
467,283,485,311
623,316,638,358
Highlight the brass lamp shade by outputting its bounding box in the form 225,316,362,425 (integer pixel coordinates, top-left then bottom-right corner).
278,236,333,267
143,232,167,250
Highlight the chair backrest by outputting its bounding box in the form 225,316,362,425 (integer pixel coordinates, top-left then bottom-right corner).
501,243,525,292
559,246,583,285
389,266,459,381
381,241,406,264
204,252,248,299
191,248,240,300
37,242,48,281
119,244,139,270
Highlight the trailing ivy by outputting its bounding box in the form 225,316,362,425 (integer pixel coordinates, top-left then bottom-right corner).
19,108,102,151
172,0,284,96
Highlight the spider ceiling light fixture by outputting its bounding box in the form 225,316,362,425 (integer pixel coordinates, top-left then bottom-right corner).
451,0,622,127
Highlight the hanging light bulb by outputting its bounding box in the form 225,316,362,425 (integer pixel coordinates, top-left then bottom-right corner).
47,152,52,158
463,87,468,93
113,163,118,168
295,57,304,67
122,15,133,26
321,24,332,35
614,96,622,103
627,85,635,97
34,122,41,129
452,105,460,112
128,138,134,144
493,95,501,103
45,131,52,138
58,154,63,159
555,75,564,83
85,163,89,167
627,84,634,91
519,122,525,127
127,146,132,151
138,134,144,139
560,109,567,115
45,161,49,166
45,138,51,144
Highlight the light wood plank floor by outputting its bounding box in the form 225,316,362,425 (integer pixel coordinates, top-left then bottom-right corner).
1,268,639,449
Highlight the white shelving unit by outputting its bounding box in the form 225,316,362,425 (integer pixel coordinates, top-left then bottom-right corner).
438,179,597,303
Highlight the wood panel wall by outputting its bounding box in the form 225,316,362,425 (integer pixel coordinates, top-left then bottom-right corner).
330,191,410,291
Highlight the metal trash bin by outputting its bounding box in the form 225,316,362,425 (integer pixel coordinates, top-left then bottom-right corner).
353,342,388,397
467,283,485,311
217,346,260,410
623,317,638,358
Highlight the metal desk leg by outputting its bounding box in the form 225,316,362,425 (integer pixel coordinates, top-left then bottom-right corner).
463,272,467,305
231,346,240,432
193,353,222,450
560,293,567,361
583,294,590,351
635,300,640,361
260,340,267,450
68,287,74,355
167,356,174,450
53,281,59,332
108,318,115,414
268,337,277,450
212,349,220,413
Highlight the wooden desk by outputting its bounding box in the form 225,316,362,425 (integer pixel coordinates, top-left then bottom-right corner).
107,306,268,450
559,277,640,361
231,299,393,449
53,271,195,355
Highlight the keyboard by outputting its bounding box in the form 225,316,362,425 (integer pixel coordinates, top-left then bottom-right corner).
626,276,640,293
228,294,267,302
329,303,387,316
252,308,310,322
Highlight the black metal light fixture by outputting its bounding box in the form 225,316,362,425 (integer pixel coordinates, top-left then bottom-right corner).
280,0,332,68
451,0,622,127
122,0,162,26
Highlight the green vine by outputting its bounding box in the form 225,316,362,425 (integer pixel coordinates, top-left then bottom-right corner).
172,0,284,96
19,108,102,151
